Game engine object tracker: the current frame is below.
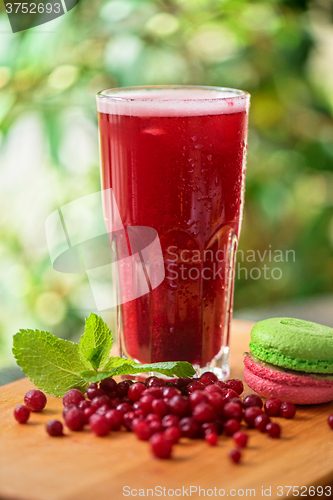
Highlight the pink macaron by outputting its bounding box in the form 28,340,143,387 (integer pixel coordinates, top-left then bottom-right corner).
244,354,333,405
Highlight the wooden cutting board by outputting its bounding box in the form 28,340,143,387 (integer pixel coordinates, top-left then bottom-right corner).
1,319,333,500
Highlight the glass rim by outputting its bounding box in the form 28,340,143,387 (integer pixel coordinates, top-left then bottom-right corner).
96,85,250,102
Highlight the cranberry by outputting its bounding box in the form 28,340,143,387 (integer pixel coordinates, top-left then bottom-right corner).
264,398,282,417
99,377,117,396
24,389,47,412
186,381,205,394
89,414,110,436
328,414,333,430
244,407,263,428
63,404,77,418
64,407,85,431
90,395,112,411
131,417,144,430
189,390,209,409
84,407,95,422
164,426,181,444
215,381,228,390
207,392,225,412
223,389,240,402
123,411,136,431
79,400,91,411
200,372,218,383
233,431,248,448
109,397,121,409
200,377,214,386
266,422,281,439
96,404,110,416
179,417,200,438
192,403,215,423
152,399,168,417
205,432,218,446
139,395,154,415
243,394,263,409
14,405,30,424
142,387,163,399
225,379,244,396
134,408,145,420
224,419,241,436
134,421,152,440
254,414,271,433
150,433,173,459
128,382,146,401
149,419,164,434
229,449,241,464
116,402,133,414
132,401,141,411
62,389,85,407
280,402,296,419
163,387,181,399
204,384,224,395
105,409,123,430
122,395,133,404
46,420,63,436
168,395,190,416
222,402,243,422
162,414,180,428
145,376,166,388
201,422,219,437
175,377,192,389
86,383,103,400
117,381,131,398
145,413,160,423
228,397,244,407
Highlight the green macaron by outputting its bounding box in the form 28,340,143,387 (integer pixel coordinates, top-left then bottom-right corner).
249,317,333,374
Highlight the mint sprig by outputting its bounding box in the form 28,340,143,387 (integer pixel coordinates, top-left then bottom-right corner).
78,313,113,371
13,313,195,396
12,329,91,397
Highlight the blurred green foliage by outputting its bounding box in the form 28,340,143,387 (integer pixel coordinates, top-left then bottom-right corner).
0,0,332,364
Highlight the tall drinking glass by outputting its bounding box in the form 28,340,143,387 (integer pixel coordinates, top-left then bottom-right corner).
97,86,250,379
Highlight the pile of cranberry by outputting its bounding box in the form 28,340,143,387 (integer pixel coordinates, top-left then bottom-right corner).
14,372,299,461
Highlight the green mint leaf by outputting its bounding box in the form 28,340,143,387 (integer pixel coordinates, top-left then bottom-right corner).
102,356,137,372
78,313,113,371
13,329,90,397
79,358,196,383
111,361,196,378
79,370,117,383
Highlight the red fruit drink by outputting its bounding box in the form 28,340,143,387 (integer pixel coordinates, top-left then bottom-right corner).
97,87,250,377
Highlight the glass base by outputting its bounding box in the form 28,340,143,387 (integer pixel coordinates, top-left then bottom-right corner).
194,346,230,381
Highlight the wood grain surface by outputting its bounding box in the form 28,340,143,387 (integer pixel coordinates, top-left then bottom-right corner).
0,319,333,500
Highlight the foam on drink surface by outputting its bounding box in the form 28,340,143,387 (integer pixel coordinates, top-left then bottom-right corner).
97,88,249,117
